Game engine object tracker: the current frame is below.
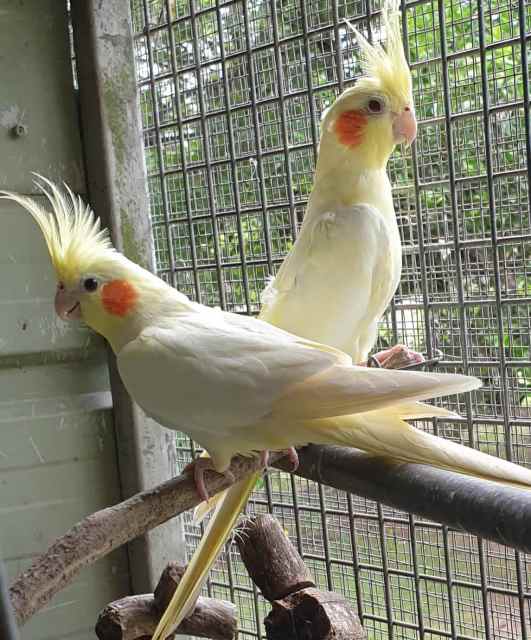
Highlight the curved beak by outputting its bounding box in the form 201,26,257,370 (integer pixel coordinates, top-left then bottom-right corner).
54,287,82,321
393,108,417,146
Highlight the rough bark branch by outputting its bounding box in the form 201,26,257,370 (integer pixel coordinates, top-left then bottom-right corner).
10,443,531,626
236,516,315,601
10,453,283,626
95,563,236,640
235,515,366,640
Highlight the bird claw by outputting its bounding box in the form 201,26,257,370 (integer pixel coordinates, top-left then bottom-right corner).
260,449,270,468
259,447,298,472
286,446,299,471
183,457,234,503
368,344,425,370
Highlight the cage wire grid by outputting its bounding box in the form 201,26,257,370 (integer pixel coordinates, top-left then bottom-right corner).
130,0,531,638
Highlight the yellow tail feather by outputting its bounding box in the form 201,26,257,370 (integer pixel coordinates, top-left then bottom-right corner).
308,402,531,488
151,473,258,640
157,400,531,638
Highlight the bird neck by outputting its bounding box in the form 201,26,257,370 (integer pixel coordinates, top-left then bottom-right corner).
308,146,395,223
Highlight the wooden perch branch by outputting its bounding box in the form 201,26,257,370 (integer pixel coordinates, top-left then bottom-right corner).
95,562,236,640
236,515,367,640
10,452,284,626
11,443,531,627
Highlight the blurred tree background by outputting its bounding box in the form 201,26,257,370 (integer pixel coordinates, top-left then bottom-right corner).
130,1,531,638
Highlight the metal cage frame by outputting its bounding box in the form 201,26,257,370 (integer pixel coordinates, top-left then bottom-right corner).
131,1,531,638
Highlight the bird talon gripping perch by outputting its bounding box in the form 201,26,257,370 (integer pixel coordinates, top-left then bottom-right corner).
184,458,235,503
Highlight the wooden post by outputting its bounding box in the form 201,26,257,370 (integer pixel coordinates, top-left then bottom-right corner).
236,515,367,640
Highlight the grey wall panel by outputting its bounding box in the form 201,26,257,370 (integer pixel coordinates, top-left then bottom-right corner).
0,0,84,193
0,1,131,637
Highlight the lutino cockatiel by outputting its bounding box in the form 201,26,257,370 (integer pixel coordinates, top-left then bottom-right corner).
172,0,426,632
3,179,531,640
193,0,421,522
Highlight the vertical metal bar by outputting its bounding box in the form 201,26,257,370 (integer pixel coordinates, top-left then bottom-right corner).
250,580,264,640
401,1,435,361
514,552,529,640
299,0,320,160
437,0,475,447
517,0,531,216
223,540,239,633
331,0,345,94
476,0,513,461
317,483,333,590
477,539,493,640
347,495,365,622
188,3,227,308
214,0,251,311
476,4,528,637
441,526,458,639
0,563,18,640
240,1,277,268
267,0,301,240
141,0,178,288
408,515,426,638
163,0,202,299
290,475,305,557
376,504,395,638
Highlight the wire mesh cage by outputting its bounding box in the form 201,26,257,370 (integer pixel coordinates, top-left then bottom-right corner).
130,0,531,637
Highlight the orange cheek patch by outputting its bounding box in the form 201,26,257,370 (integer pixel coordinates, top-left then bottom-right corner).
102,280,138,317
335,110,368,147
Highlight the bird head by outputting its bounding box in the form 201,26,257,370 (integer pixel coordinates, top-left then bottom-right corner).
0,176,177,351
319,0,416,170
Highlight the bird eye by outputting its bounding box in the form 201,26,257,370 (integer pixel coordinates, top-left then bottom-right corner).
367,98,384,114
83,277,99,292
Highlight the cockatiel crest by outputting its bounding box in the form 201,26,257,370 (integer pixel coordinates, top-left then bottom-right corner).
7,174,114,285
317,0,416,171
349,0,412,104
2,175,184,349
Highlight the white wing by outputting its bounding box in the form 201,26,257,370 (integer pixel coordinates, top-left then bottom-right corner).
260,204,401,361
117,307,476,436
116,308,349,434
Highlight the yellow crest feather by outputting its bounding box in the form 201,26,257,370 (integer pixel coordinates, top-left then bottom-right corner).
0,175,114,283
346,0,412,101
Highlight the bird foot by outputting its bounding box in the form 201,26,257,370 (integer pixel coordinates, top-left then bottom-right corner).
259,447,299,471
183,457,235,502
259,449,270,468
285,446,299,471
368,344,425,370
